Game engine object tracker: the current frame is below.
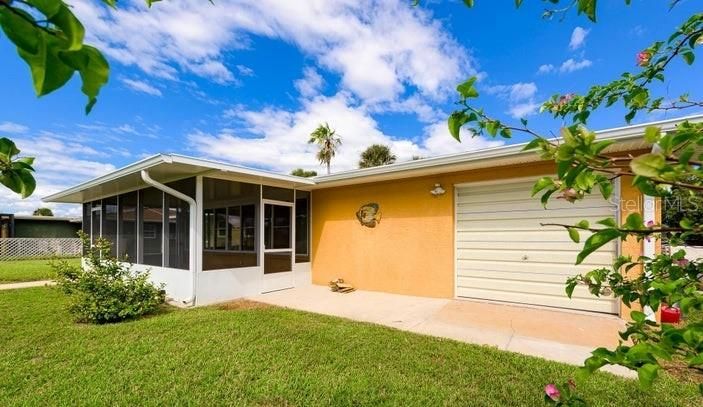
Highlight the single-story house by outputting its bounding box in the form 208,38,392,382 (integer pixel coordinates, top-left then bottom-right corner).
0,214,81,238
44,116,699,316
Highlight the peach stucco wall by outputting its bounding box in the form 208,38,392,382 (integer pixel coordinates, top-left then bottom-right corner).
311,159,652,304
311,161,557,298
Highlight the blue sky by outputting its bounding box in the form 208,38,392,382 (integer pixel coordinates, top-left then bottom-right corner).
0,0,700,216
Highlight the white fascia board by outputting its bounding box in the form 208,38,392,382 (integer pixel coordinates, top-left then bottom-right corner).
43,153,316,203
42,154,167,202
311,114,703,186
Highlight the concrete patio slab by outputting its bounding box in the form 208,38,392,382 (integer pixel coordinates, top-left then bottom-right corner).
249,285,634,378
0,280,54,290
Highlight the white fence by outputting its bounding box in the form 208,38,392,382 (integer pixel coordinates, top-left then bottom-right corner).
0,238,82,261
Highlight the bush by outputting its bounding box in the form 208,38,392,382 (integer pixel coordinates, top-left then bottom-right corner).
53,232,165,324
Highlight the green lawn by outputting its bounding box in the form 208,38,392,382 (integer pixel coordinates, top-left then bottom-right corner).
0,258,79,283
0,287,700,406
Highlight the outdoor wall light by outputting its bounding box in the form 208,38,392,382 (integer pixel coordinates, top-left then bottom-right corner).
430,183,446,197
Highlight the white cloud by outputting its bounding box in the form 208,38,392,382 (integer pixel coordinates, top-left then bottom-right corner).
120,78,163,96
485,82,540,119
236,65,254,77
0,136,116,217
190,93,501,173
508,102,541,118
0,121,29,134
559,58,592,73
569,27,589,50
294,67,325,98
72,0,473,105
537,64,554,74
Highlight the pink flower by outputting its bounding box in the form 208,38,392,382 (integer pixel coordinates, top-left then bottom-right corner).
646,220,655,227
545,384,561,401
677,259,690,267
637,50,652,67
556,93,575,107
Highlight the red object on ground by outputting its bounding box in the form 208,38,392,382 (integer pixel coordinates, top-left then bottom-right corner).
661,305,681,324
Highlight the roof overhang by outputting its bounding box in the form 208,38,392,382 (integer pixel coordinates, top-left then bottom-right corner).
43,114,703,203
44,154,316,204
309,115,703,189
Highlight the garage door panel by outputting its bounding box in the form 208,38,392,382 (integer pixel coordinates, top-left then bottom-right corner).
457,207,613,222
456,287,619,314
456,276,608,300
457,259,599,275
457,269,571,289
456,199,613,213
456,248,614,265
456,239,615,252
457,216,610,231
457,188,611,206
457,230,584,243
455,179,618,314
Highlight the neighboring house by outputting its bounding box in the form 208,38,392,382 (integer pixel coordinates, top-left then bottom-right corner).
44,116,700,315
0,214,81,238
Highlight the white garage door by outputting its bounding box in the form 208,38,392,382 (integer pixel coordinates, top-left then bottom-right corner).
455,178,619,314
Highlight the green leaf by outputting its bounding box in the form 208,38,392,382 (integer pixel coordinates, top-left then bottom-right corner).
630,153,666,178
630,310,646,323
598,179,613,200
15,169,36,198
47,4,86,51
0,137,21,158
568,227,580,243
0,7,41,54
682,51,695,65
531,177,554,196
0,172,22,195
577,0,597,22
486,121,499,137
577,229,621,265
624,212,644,230
448,111,469,141
60,46,110,113
597,217,617,228
18,33,75,96
644,126,661,143
680,218,694,229
637,363,659,389
456,77,478,99
689,353,703,366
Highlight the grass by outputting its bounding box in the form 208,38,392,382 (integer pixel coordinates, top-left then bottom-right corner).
1,288,701,406
0,258,79,283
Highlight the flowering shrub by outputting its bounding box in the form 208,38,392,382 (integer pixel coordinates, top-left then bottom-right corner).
53,232,165,324
447,1,703,403
544,380,586,407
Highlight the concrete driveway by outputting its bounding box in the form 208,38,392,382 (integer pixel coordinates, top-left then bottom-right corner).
249,285,633,377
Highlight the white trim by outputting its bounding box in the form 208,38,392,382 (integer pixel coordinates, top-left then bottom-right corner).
195,175,204,275
141,170,198,305
452,175,620,314
261,199,295,293
43,154,315,203
45,115,703,205
312,114,703,185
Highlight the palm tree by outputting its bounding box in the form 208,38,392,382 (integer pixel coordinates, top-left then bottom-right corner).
290,168,318,178
308,123,342,175
33,207,54,216
358,144,396,168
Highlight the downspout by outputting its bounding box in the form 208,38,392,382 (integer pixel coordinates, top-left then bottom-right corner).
141,169,198,306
